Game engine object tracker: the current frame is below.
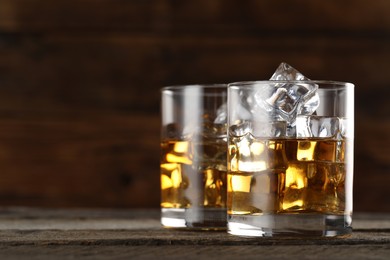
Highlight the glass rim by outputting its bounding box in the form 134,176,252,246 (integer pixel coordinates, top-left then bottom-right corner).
228,80,354,89
161,84,227,92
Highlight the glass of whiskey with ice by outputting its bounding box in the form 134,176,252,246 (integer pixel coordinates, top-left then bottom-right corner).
227,76,354,237
160,84,227,229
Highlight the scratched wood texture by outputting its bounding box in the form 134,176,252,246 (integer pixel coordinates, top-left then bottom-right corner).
0,0,389,211
0,208,389,259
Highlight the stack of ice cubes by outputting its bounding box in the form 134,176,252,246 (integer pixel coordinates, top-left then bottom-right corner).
252,62,321,137
226,62,348,139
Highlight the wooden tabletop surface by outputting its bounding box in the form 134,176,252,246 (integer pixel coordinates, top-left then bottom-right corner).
0,208,389,259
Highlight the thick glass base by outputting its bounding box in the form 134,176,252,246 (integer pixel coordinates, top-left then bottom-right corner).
228,213,352,237
161,208,227,230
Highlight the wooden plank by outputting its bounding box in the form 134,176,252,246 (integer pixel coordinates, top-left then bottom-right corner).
0,34,389,109
0,208,388,230
1,228,390,246
0,34,389,210
0,209,389,259
0,208,388,241
0,0,390,32
0,244,389,260
0,114,160,208
0,1,389,210
0,213,390,259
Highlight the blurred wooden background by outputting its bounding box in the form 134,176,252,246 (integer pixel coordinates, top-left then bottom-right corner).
0,0,389,211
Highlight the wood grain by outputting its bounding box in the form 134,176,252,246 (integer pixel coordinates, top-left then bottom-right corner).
0,208,389,241
0,0,389,32
0,209,389,259
0,1,389,211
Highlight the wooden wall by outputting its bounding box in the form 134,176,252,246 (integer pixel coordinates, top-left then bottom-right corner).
0,0,389,211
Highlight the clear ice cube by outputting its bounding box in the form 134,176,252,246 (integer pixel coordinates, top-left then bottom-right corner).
296,115,340,138
270,62,308,81
251,121,287,138
339,118,352,138
270,63,319,121
213,103,227,124
229,121,287,138
252,62,320,136
181,103,228,139
230,122,252,137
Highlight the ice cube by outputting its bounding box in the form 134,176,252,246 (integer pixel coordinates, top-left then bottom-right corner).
339,118,353,138
229,63,320,137
270,62,309,81
271,63,319,119
296,115,340,138
271,62,319,118
229,121,252,137
229,120,286,142
202,121,227,138
255,83,318,121
213,103,227,124
163,123,182,139
251,121,287,138
250,62,320,136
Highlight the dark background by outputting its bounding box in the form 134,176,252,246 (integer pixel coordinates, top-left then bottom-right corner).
0,0,389,211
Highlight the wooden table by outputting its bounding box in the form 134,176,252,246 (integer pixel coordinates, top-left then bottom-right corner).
0,208,389,259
